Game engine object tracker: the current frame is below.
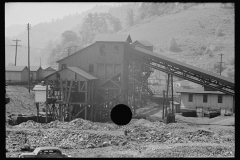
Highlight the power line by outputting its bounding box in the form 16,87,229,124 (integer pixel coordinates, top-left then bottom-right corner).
217,53,225,75
27,23,31,93
10,39,21,66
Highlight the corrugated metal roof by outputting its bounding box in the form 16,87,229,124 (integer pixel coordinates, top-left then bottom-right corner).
176,88,225,94
67,67,98,80
30,66,41,72
126,44,234,87
134,40,154,47
5,66,27,71
94,34,132,43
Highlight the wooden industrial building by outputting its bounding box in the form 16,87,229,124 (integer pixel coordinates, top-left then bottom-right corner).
132,40,154,52
177,87,235,113
43,33,234,123
5,66,29,82
44,34,154,122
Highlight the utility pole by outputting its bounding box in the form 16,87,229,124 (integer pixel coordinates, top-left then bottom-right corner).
40,57,41,67
217,53,225,75
11,39,21,66
27,23,31,93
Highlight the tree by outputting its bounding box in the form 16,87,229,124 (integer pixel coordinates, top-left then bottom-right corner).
125,9,135,27
80,13,122,45
61,30,79,44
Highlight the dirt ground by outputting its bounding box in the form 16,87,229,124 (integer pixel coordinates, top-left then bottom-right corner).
5,86,235,158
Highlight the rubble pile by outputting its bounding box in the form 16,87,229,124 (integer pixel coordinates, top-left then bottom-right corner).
6,118,235,157
15,119,116,131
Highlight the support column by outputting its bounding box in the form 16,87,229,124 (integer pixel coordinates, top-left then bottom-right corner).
165,74,170,117
36,102,39,123
133,62,136,115
162,90,165,119
121,54,129,105
171,74,174,115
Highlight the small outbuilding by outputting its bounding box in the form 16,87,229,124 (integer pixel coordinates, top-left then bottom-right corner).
5,66,29,82
41,67,57,79
30,66,43,81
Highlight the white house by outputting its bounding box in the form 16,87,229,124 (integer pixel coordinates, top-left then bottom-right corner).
177,87,234,113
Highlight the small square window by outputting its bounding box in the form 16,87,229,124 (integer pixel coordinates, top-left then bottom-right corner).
188,94,193,102
203,95,208,103
62,64,66,69
218,95,222,103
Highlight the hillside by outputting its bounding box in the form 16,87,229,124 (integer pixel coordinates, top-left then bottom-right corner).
118,3,234,77
5,4,114,67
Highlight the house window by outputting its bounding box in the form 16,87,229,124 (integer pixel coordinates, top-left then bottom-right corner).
203,94,208,103
89,64,94,73
62,64,66,69
218,95,223,103
188,94,193,102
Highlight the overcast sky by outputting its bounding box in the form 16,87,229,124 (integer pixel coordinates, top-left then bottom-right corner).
5,2,119,28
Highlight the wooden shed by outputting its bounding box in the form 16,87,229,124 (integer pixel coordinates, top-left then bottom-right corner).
5,66,29,82
41,67,56,79
132,40,154,52
30,66,43,81
45,67,98,121
177,87,234,113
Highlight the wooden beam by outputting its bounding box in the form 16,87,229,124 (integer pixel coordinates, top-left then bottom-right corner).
66,80,73,103
85,105,87,120
110,79,121,88
73,104,85,119
98,72,121,87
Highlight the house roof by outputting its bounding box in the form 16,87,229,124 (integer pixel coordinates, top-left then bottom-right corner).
94,34,132,43
134,40,154,47
5,66,27,72
67,67,98,80
30,66,41,72
176,87,225,94
56,43,95,63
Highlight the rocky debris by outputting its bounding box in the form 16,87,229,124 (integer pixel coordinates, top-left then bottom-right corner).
6,118,234,157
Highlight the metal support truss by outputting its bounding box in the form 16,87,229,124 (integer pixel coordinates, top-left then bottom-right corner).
127,55,234,96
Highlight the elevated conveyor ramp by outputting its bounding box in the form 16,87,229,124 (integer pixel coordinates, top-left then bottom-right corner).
125,44,234,96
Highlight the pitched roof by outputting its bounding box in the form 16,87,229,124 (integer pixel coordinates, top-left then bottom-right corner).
5,66,27,71
44,67,56,71
45,67,98,80
56,43,95,63
67,67,97,80
176,87,225,94
30,66,41,71
94,34,132,43
134,40,154,47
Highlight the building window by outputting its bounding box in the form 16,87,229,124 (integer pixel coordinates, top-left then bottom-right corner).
89,64,94,73
218,95,223,103
188,94,193,102
203,94,208,103
62,64,66,69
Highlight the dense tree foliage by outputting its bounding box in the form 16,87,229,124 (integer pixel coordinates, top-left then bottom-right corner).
80,13,122,45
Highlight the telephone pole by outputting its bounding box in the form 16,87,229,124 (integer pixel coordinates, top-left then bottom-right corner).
27,23,31,93
217,53,225,75
11,39,21,66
